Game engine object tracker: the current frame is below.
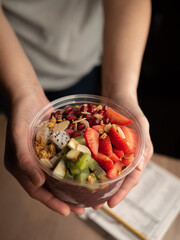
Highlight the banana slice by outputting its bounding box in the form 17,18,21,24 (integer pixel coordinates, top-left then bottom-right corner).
40,158,53,168
77,144,91,154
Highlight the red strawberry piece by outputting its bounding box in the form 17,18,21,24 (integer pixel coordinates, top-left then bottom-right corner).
107,161,123,179
104,107,133,126
92,125,104,132
109,126,138,154
93,153,114,171
99,135,113,156
113,148,124,159
108,152,120,163
122,154,134,166
84,127,99,155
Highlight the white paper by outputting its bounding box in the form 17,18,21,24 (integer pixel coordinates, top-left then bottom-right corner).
81,161,180,240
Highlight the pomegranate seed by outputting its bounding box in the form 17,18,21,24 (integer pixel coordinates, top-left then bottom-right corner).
80,105,88,112
84,114,92,120
66,128,74,135
98,110,104,115
102,117,109,124
71,131,81,138
88,103,93,108
103,105,108,112
56,110,61,115
64,106,73,114
56,115,62,121
90,107,97,114
50,112,58,119
66,115,77,121
92,117,100,125
74,109,81,117
77,123,85,131
68,109,75,115
69,123,74,129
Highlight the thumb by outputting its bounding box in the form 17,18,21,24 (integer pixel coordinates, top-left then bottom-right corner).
16,151,45,187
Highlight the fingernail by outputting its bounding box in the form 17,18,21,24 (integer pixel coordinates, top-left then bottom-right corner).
136,158,144,171
30,169,43,187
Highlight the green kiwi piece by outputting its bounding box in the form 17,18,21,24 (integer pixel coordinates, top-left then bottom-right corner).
74,136,86,145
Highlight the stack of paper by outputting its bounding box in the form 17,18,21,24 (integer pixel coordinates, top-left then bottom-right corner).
81,161,180,240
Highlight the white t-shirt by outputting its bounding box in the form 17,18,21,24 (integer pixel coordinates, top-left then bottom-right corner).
2,0,104,90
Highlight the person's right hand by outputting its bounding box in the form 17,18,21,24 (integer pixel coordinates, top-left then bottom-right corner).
4,87,85,216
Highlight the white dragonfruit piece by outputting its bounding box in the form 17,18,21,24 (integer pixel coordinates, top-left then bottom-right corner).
36,126,50,144
50,131,70,149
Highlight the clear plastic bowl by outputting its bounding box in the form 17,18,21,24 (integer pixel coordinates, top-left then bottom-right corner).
28,94,145,207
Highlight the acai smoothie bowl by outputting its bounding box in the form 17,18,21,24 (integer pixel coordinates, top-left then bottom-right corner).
28,94,144,207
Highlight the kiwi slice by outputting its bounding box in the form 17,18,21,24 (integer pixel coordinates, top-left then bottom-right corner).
75,153,91,171
69,162,81,175
75,169,90,183
74,136,86,145
88,158,107,179
64,170,74,180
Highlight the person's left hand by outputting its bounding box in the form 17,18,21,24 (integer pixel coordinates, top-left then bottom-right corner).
94,94,153,210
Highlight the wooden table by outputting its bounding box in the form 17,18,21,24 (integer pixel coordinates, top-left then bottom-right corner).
0,113,179,240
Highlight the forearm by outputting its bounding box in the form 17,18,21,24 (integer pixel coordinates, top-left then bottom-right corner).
0,6,44,103
102,0,151,102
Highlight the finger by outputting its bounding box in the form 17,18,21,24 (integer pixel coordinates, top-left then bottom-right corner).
93,203,105,210
16,173,71,216
135,156,144,171
108,168,143,208
5,141,45,188
69,204,85,216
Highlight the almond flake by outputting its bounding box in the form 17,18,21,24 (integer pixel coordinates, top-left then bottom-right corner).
99,129,104,134
81,111,91,115
100,120,104,125
100,133,107,139
53,120,70,132
124,154,134,159
104,123,112,133
117,126,126,139
97,105,103,110
80,119,90,128
74,122,78,131
73,117,87,123
93,113,103,120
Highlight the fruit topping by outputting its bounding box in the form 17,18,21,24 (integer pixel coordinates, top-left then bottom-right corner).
34,102,138,182
84,127,99,156
99,134,113,156
109,126,137,154
104,107,133,125
107,161,124,179
93,153,114,171
50,130,70,149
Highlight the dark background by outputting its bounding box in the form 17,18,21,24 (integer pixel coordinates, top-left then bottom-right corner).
138,0,180,158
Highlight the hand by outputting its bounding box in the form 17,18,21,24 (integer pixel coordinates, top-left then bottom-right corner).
4,89,85,216
106,95,153,208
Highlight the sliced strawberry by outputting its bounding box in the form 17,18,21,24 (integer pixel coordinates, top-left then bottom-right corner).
113,148,124,159
92,125,104,132
93,153,114,171
122,154,134,166
104,107,133,126
108,152,120,163
107,161,123,179
99,135,113,156
84,127,99,155
109,126,138,154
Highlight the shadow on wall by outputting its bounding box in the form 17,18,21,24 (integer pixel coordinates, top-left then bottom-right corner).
138,0,180,158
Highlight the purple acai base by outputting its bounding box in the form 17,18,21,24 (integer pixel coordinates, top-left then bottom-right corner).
45,173,124,207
